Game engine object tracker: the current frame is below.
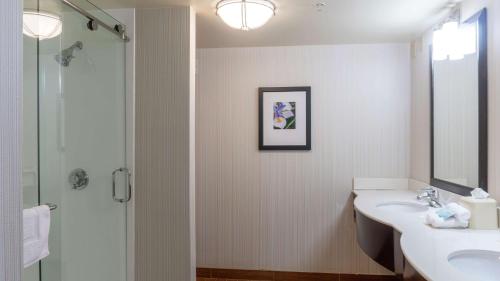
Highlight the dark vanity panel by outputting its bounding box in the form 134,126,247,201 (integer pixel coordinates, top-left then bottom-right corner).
355,208,427,281
355,209,395,272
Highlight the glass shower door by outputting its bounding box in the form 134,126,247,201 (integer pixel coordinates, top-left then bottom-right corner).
36,1,129,281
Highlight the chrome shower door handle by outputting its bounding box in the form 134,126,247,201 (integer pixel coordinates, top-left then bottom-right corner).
112,167,132,203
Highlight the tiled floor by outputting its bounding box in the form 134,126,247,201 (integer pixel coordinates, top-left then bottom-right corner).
197,268,399,281
197,276,398,281
198,279,264,281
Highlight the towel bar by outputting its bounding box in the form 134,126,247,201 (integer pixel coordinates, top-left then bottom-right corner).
44,203,57,211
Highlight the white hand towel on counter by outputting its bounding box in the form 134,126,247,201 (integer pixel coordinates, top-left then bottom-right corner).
425,202,471,229
446,202,471,222
23,205,51,268
425,211,468,228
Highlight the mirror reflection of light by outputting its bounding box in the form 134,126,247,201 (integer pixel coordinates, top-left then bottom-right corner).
432,29,448,61
432,21,477,61
444,22,464,60
461,23,477,55
23,10,62,40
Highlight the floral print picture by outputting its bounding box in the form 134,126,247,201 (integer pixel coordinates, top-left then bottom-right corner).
273,102,296,130
259,87,311,150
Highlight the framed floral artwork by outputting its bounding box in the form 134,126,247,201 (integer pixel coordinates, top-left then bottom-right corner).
258,87,311,150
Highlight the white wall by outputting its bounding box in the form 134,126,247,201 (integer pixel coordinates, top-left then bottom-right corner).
410,0,500,200
135,6,196,281
196,44,411,274
0,0,23,280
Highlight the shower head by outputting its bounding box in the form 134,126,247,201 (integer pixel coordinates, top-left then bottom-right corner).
55,41,83,67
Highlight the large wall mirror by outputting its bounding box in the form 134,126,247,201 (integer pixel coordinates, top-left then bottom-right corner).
431,9,488,195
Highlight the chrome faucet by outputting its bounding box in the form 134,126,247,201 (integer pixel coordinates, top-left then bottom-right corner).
417,187,442,208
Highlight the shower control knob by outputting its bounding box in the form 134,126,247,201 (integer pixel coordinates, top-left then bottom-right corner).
69,168,89,190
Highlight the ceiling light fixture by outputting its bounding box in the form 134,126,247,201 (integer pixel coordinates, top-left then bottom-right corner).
216,0,276,30
23,10,62,40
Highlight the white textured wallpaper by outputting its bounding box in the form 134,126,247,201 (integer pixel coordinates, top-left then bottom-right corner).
0,0,22,280
135,6,196,281
196,44,411,274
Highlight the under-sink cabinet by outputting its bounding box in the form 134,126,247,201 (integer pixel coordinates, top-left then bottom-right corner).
354,209,426,281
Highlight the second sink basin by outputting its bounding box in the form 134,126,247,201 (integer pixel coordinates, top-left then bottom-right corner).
376,201,429,213
448,250,500,281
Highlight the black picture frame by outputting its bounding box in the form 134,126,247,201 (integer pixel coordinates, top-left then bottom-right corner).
430,8,488,195
259,87,311,151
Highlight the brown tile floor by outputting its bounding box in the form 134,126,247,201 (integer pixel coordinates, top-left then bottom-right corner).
198,277,397,281
198,279,268,281
197,268,399,281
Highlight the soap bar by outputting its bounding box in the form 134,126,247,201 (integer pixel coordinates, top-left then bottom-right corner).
459,197,498,230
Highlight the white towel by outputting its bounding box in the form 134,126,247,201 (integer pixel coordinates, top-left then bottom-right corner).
446,202,471,223
425,211,468,228
23,205,51,268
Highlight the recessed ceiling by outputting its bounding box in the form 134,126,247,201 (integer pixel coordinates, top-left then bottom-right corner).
90,0,456,48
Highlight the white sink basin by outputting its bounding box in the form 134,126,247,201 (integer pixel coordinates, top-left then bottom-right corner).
448,250,500,281
376,201,428,212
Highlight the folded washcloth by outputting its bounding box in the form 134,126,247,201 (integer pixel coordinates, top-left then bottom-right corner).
425,211,468,228
436,208,455,220
23,205,51,268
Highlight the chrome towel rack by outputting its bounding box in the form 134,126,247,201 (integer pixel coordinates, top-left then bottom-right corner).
44,203,58,211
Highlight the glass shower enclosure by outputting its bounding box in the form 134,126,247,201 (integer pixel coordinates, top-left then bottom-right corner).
22,0,130,280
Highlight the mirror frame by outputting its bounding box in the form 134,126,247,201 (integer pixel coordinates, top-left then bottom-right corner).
430,8,488,196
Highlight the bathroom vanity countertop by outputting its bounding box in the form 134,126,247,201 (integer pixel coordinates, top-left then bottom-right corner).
353,189,500,281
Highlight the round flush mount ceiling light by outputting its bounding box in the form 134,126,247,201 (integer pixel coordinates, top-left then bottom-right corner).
216,0,276,30
23,10,62,40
